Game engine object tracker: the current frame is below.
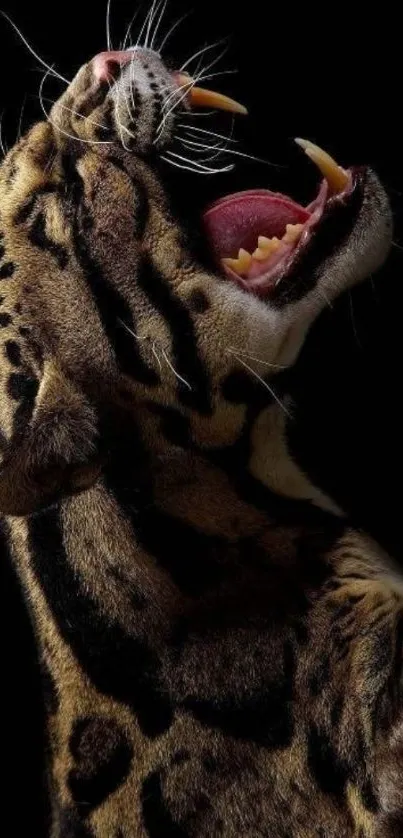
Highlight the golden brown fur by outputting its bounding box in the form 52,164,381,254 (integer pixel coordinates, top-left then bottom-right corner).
0,46,402,837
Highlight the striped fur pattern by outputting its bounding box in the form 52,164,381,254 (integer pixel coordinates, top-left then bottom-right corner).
0,47,402,837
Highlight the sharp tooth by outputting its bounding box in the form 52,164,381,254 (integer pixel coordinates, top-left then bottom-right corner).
252,247,269,261
258,235,272,249
222,248,252,277
237,248,252,272
295,138,349,194
252,237,282,262
258,235,281,252
222,257,242,275
283,223,304,244
175,73,248,115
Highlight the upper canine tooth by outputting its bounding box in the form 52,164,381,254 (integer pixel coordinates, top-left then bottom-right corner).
175,74,248,115
283,223,304,244
294,138,349,194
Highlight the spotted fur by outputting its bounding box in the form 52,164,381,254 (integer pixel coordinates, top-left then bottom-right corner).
0,46,402,837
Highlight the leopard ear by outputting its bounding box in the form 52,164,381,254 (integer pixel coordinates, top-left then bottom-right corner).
0,363,101,516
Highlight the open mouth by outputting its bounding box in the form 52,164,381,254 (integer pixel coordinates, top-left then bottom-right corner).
203,142,357,299
97,54,364,302
174,77,363,301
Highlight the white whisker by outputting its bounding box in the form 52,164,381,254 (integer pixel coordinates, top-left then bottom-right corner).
106,0,113,51
178,134,231,164
118,319,148,340
193,53,206,80
118,321,162,375
1,11,70,85
157,11,190,54
164,149,234,174
120,123,137,139
38,68,112,145
161,153,229,175
228,351,291,417
177,109,216,118
162,81,194,116
155,78,196,143
179,136,276,168
177,123,238,144
160,155,204,174
128,44,137,117
144,0,160,49
160,348,192,390
122,7,140,51
45,119,112,145
176,135,224,152
196,69,238,83
29,65,67,85
135,1,156,48
14,96,27,143
180,39,227,73
117,321,191,386
41,95,109,130
0,113,7,157
178,136,226,163
115,56,136,140
160,77,194,111
150,0,167,51
115,86,131,151
227,348,286,369
193,46,231,83
152,342,163,370
156,57,226,143
177,97,237,156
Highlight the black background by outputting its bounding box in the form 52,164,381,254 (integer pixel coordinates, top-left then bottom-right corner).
0,1,402,832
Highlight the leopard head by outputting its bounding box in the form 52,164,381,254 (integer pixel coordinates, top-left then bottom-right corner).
0,43,392,515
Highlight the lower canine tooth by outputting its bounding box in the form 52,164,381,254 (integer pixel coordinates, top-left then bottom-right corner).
295,138,349,195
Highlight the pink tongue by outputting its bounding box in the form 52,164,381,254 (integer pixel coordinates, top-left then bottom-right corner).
203,189,310,261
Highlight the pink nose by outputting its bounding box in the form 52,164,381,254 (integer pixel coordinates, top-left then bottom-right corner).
92,50,133,84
